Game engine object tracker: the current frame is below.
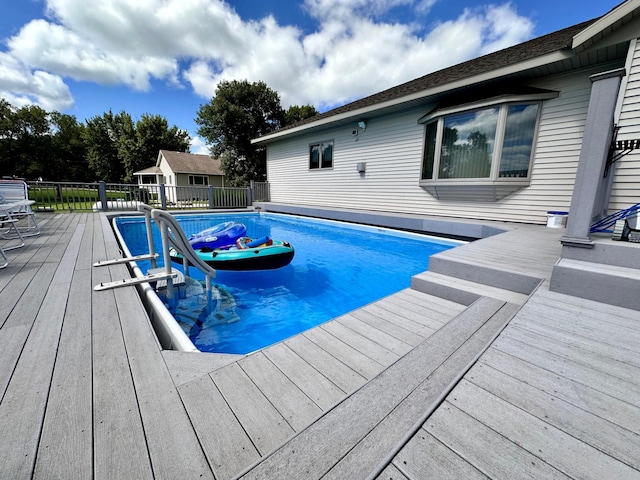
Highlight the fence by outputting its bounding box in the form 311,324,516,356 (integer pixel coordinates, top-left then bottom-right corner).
26,181,270,212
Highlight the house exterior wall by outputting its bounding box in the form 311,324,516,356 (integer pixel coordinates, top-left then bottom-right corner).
267,67,611,225
610,38,640,213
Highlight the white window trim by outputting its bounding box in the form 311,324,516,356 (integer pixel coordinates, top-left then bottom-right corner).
418,93,555,200
188,175,209,186
309,140,334,170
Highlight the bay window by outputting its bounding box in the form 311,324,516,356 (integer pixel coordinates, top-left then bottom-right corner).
421,102,539,182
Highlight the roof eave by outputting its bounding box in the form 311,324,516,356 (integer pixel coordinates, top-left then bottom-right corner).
572,0,639,50
252,50,574,145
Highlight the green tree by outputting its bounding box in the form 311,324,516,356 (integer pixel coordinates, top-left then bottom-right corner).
131,114,190,182
84,111,123,182
283,104,319,126
50,112,89,181
195,80,285,186
0,99,17,176
12,105,51,179
83,110,190,182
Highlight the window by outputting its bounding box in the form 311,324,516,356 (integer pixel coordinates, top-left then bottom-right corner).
310,141,334,169
421,102,540,182
189,175,209,185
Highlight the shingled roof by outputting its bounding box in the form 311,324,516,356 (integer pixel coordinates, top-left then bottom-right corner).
158,150,223,176
267,17,600,137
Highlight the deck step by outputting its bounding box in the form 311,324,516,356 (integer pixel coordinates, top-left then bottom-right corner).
550,258,640,310
428,255,541,295
411,270,530,306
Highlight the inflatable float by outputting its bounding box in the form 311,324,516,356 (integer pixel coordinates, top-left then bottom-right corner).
172,234,295,271
187,222,247,250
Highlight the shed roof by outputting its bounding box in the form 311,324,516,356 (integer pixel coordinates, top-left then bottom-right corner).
158,150,223,176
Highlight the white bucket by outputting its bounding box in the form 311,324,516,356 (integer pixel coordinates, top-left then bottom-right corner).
546,211,569,228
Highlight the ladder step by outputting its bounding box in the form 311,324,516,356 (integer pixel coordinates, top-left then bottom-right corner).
93,253,159,267
93,271,178,291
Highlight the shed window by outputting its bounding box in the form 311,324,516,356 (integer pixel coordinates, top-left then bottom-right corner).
310,141,333,169
189,175,209,185
421,102,540,182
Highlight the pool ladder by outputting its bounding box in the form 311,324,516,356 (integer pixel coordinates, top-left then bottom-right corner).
93,204,218,313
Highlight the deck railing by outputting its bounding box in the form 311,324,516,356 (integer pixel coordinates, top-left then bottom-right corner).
26,181,269,212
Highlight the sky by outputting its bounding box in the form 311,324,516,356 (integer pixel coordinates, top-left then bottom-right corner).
0,0,623,154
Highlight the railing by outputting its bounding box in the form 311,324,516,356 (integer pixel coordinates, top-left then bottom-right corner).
26,181,269,212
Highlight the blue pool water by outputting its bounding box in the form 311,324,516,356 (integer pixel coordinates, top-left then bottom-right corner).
115,213,461,354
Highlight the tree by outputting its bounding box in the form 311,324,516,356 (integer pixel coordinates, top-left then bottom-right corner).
195,80,285,186
283,104,319,126
83,110,190,182
0,99,17,176
49,112,89,181
11,105,51,179
83,111,124,182
131,114,190,181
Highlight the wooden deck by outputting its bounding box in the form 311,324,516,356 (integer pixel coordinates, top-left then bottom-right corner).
1,212,639,479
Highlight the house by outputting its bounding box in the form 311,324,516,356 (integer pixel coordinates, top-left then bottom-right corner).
254,0,640,231
133,149,225,203
255,0,640,309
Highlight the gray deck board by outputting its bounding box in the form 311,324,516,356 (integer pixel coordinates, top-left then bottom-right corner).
238,350,324,430
511,315,640,367
34,267,93,479
423,403,570,480
3,210,639,480
391,427,492,480
448,380,640,479
302,327,386,379
501,325,640,384
323,302,520,480
284,334,369,395
109,281,214,474
263,342,347,409
238,297,507,479
493,334,640,407
479,348,640,434
466,361,640,471
336,313,415,356
178,374,260,480
320,319,401,366
395,288,468,313
375,296,452,325
359,302,440,338
349,308,425,347
91,223,155,479
211,361,295,454
0,219,83,479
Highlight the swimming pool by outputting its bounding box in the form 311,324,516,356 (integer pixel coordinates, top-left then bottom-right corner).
115,213,462,354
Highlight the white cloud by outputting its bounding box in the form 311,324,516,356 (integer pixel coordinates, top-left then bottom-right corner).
0,51,73,110
190,136,211,155
0,0,535,114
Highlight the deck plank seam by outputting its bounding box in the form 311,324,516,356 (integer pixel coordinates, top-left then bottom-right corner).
491,336,640,409
363,300,522,480
466,360,640,462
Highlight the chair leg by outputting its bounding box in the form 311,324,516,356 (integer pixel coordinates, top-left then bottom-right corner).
0,217,25,250
0,247,8,269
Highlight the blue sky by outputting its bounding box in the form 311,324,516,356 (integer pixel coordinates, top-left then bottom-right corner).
0,0,622,153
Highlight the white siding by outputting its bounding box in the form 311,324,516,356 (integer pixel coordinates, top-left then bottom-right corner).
610,38,640,212
267,70,599,224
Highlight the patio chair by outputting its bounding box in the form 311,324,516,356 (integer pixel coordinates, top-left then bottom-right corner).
0,180,40,237
0,205,25,256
